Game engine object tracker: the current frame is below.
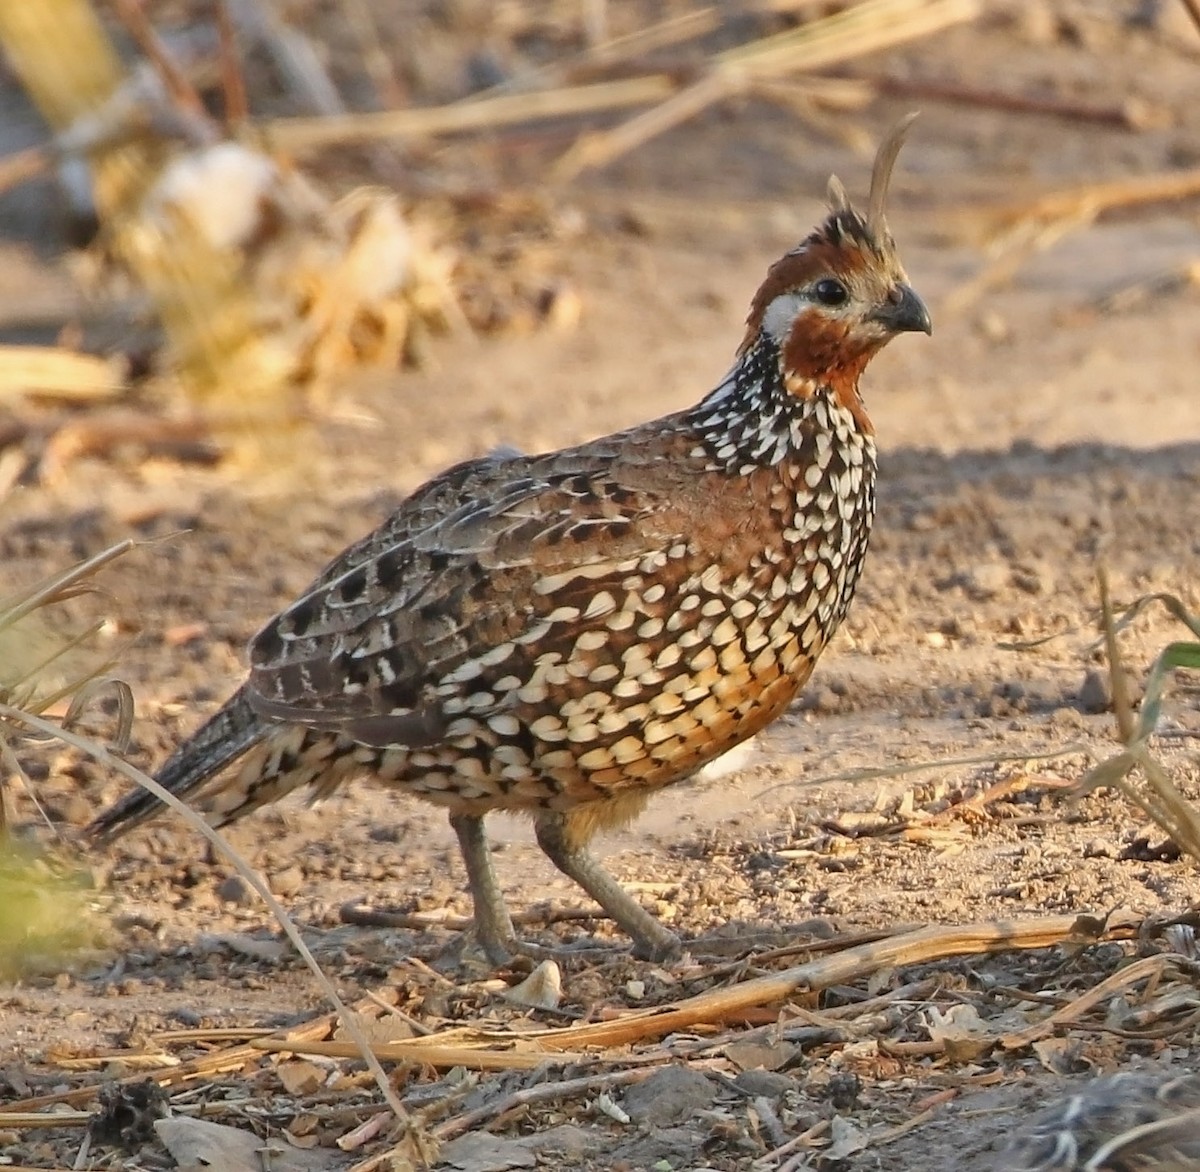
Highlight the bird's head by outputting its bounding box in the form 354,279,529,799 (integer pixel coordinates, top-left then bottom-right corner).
741,115,931,416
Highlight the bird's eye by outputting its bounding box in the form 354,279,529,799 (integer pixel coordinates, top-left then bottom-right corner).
813,278,848,307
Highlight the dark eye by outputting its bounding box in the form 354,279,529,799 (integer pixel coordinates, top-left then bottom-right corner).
813,278,848,307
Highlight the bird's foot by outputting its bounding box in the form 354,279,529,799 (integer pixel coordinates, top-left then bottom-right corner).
533,813,682,964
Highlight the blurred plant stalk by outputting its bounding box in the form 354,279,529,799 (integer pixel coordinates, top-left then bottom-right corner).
0,0,457,456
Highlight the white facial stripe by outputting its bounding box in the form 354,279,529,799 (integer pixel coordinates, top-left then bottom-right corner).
760,292,808,346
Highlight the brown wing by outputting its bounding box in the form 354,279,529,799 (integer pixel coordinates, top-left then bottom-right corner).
244,440,697,748
299,447,520,595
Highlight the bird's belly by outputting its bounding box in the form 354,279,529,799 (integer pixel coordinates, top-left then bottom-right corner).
358,620,818,815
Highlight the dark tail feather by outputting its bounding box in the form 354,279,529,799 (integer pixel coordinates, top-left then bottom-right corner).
88,685,267,841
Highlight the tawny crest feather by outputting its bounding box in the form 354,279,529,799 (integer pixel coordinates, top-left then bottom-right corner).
867,112,919,237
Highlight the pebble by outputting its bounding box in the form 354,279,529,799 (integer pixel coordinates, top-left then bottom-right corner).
272,865,305,897
734,1069,795,1098
216,875,254,907
1078,668,1112,714
622,1066,716,1128
961,562,1009,601
1050,706,1087,731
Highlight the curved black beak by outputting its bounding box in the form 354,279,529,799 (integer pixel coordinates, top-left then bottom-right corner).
875,284,932,335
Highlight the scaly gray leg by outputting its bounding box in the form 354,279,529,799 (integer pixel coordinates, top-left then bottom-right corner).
450,812,517,965
534,811,680,962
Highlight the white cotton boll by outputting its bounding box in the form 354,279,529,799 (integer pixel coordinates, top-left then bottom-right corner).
334,192,414,301
147,142,279,252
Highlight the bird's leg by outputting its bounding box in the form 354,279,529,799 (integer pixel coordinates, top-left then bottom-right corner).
533,810,681,962
449,812,517,965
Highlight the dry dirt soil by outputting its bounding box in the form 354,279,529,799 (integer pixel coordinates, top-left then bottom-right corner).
3,4,1200,1170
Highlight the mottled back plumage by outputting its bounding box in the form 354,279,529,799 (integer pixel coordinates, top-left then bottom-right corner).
90,119,931,962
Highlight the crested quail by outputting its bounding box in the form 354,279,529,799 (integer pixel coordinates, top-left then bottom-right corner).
89,118,932,963
993,1071,1200,1171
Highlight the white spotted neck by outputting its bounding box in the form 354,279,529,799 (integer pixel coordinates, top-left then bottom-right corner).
683,336,877,476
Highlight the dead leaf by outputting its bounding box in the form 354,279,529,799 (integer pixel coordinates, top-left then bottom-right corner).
503,960,563,1010
1032,1036,1085,1075
724,1040,795,1072
197,932,289,963
823,1116,869,1162
277,1060,326,1096
155,1117,335,1171
155,1117,277,1172
923,1004,994,1061
334,1013,415,1045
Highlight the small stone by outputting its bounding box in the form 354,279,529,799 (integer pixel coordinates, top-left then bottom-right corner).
826,1071,862,1110
961,563,1009,601
272,865,304,897
734,1069,795,1098
1013,562,1049,595
623,1066,716,1128
812,687,839,712
1050,706,1087,731
216,875,254,907
1078,669,1112,714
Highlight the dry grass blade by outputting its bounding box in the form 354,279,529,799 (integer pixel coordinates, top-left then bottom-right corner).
0,538,134,848
946,167,1200,247
1100,590,1200,647
0,703,427,1156
261,75,678,151
0,346,127,401
261,0,977,164
1076,569,1200,863
250,1038,594,1071
0,540,133,631
997,954,1185,1050
0,1112,94,1128
62,677,135,754
756,740,1087,801
554,0,978,180
280,914,1101,1071
0,1007,352,1114
432,1067,653,1143
477,6,720,96
1089,1104,1200,1168
940,164,1200,313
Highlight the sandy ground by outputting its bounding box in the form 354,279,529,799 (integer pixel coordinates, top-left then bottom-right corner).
3,5,1200,1170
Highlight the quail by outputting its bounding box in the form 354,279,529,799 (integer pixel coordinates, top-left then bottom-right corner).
994,1072,1200,1171
90,117,932,963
